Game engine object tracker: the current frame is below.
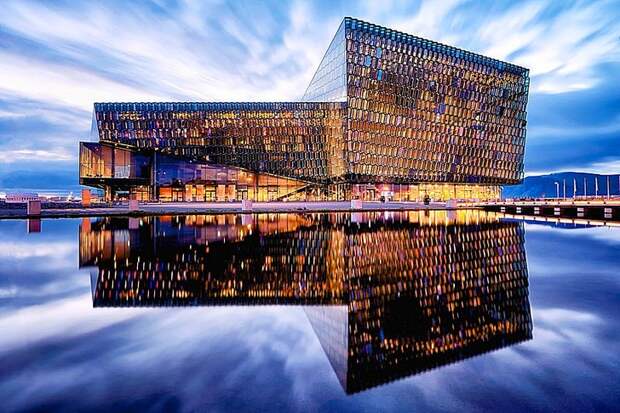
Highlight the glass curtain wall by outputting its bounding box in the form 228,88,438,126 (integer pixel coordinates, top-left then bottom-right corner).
155,155,311,202
343,17,529,185
91,102,347,184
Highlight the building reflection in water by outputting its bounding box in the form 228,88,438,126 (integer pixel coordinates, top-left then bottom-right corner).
27,218,41,233
79,210,532,394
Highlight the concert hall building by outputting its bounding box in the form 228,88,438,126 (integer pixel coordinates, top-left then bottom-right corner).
79,17,530,202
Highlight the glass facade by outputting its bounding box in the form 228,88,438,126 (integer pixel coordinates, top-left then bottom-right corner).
79,17,529,201
80,211,531,393
154,155,310,202
341,18,529,185
303,20,347,102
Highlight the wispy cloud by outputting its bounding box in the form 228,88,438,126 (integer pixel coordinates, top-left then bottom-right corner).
574,159,620,176
0,0,619,181
516,2,620,93
356,0,620,94
0,149,74,163
527,114,620,141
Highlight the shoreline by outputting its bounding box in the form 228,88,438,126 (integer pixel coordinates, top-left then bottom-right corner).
0,201,468,219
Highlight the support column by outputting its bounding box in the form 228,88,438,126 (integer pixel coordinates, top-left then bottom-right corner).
104,185,114,202
151,151,158,201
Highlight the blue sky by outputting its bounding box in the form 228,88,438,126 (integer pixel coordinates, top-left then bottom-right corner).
0,0,619,187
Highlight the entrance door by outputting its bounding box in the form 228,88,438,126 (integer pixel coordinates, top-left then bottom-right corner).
172,188,184,202
205,187,216,202
216,184,226,201
236,185,248,200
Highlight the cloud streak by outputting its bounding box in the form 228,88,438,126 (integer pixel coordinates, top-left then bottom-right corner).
0,0,619,184
0,149,74,163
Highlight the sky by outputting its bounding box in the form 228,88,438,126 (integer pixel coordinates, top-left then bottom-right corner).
0,0,619,188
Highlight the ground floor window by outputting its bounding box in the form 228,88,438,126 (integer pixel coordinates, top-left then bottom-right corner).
106,181,501,203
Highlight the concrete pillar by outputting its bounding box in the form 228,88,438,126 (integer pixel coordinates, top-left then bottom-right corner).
27,200,41,216
129,217,140,229
242,200,253,211
81,189,91,207
151,151,158,201
104,185,114,202
81,218,91,233
351,212,363,223
241,214,253,226
27,219,41,233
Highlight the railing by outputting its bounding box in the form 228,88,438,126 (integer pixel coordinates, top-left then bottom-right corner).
468,197,620,207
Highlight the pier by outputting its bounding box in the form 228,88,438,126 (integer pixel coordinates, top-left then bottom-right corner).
0,200,459,220
474,198,620,221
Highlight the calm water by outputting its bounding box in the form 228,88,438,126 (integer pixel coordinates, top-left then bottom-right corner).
1,211,618,412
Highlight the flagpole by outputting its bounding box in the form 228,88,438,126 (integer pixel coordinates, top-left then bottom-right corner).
563,179,566,199
595,177,599,197
607,176,610,199
573,178,576,198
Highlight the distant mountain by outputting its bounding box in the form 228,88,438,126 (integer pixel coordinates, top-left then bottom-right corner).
503,172,620,199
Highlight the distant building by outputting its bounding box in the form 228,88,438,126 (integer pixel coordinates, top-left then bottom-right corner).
79,17,529,202
5,192,39,203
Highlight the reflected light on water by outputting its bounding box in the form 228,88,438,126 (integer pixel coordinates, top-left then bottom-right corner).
80,210,532,393
2,210,619,412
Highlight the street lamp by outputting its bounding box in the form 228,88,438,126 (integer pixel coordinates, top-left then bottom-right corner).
554,181,560,199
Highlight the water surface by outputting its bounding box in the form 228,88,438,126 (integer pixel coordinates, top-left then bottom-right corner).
0,211,618,412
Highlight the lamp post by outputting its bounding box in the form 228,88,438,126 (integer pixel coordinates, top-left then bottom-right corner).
555,181,560,199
